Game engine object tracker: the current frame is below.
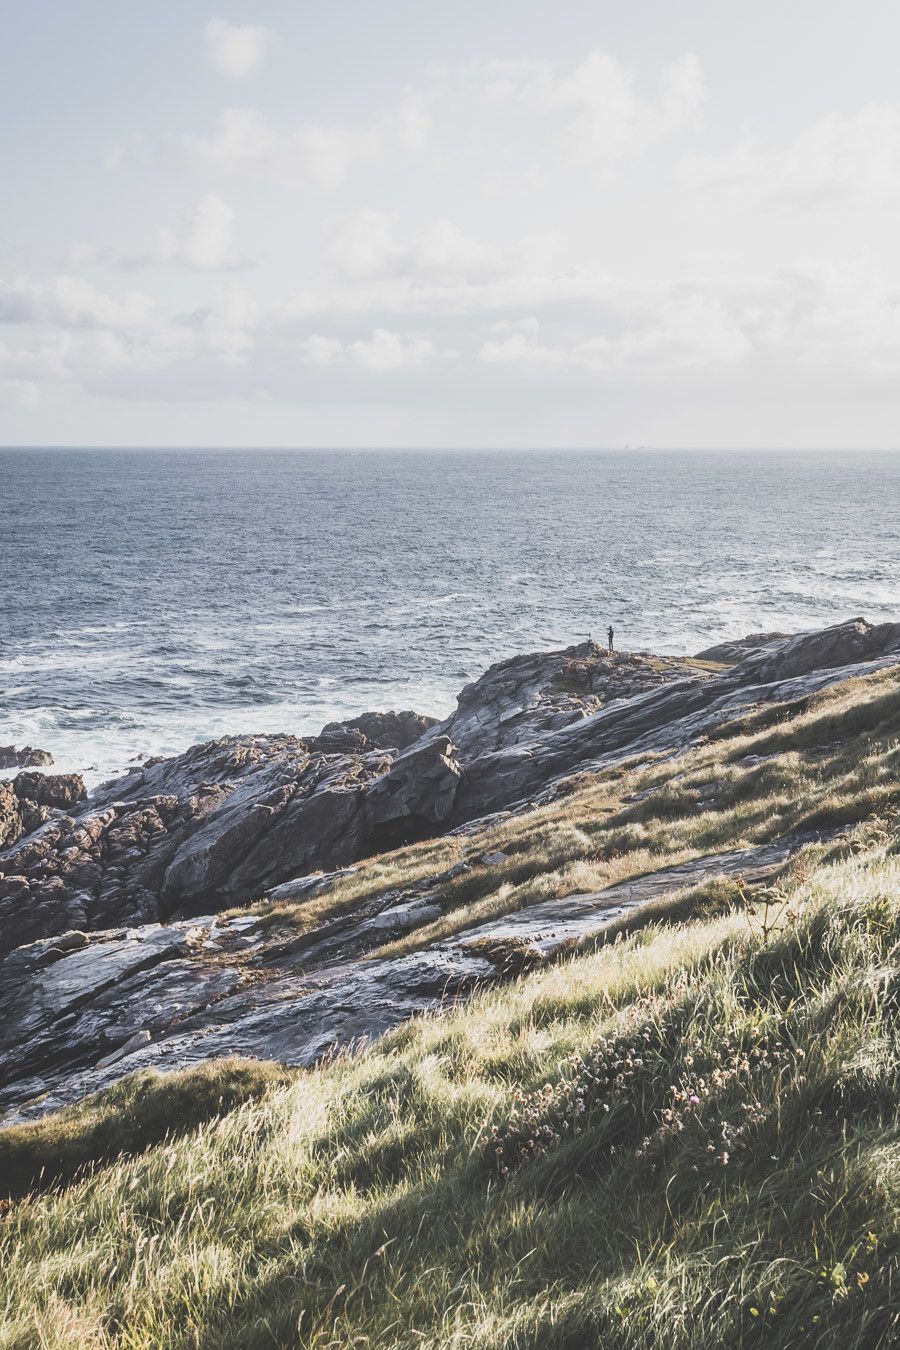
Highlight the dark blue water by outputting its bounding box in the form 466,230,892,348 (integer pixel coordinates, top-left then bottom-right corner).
2,448,898,783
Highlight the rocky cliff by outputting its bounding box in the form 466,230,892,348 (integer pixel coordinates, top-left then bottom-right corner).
1,616,898,1123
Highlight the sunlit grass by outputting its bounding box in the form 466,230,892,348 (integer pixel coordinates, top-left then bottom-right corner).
1,666,899,1348
2,847,899,1347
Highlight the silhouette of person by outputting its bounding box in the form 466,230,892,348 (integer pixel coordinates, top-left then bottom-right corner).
607,624,614,653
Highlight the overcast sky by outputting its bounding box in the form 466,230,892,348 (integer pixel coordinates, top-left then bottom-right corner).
3,1,900,448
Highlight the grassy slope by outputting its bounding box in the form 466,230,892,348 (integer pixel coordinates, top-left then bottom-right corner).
1,669,898,1349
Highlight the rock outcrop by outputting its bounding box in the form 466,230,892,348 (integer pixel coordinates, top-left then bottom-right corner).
317,709,437,752
1,615,899,1122
0,771,86,850
694,633,787,664
1,617,898,970
0,835,808,1123
0,745,54,770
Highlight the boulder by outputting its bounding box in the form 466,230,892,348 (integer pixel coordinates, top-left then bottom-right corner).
366,734,463,846
729,617,900,684
12,771,86,810
316,710,438,752
0,745,53,770
695,633,787,663
0,773,86,851
0,783,23,850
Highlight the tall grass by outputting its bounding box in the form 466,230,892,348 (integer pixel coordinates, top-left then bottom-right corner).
1,847,898,1348
1,667,899,1348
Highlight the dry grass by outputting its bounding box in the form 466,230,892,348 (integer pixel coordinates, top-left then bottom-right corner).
1,666,899,1348
1,846,899,1348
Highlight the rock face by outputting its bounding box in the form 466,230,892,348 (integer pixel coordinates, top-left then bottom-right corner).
0,745,54,770
728,616,900,684
444,618,900,825
438,641,701,757
0,734,393,954
317,710,437,752
0,772,86,850
0,834,810,1124
694,633,788,664
1,616,899,967
1,615,898,1122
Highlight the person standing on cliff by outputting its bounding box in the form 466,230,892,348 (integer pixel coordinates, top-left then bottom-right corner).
607,624,614,654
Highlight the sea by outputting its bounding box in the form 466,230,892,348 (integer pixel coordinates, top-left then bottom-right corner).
2,448,898,787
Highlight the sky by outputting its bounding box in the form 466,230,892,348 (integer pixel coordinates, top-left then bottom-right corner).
2,0,900,449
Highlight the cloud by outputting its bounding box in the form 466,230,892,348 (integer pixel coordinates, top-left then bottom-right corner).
204,18,273,79
478,298,751,373
6,257,900,416
479,316,565,364
303,334,344,366
683,103,900,207
157,194,239,269
64,197,244,274
185,84,429,190
326,210,504,283
48,276,156,329
188,107,380,188
476,49,704,165
473,269,900,377
302,327,440,371
0,271,265,396
350,328,436,370
183,282,261,361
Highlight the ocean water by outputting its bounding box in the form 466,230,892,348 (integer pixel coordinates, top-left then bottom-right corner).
2,448,898,786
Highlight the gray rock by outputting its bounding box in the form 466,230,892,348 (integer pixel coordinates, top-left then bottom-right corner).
266,867,360,904
1,614,898,1049
96,1029,152,1068
0,834,815,1123
0,745,54,770
695,633,788,663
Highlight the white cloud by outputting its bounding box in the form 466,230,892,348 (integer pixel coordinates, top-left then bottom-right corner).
683,103,900,207
349,328,436,370
476,49,704,165
189,107,380,188
157,194,238,269
183,282,261,361
479,297,751,372
301,327,440,371
474,270,900,377
186,83,428,190
303,334,344,366
49,276,156,329
204,18,273,80
479,316,564,364
190,107,278,168
327,209,399,278
294,125,381,191
326,210,501,282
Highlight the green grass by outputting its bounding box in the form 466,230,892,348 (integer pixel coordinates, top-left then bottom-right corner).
1,667,899,1348
0,1060,292,1201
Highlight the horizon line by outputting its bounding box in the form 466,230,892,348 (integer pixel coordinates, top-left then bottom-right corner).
2,444,900,454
